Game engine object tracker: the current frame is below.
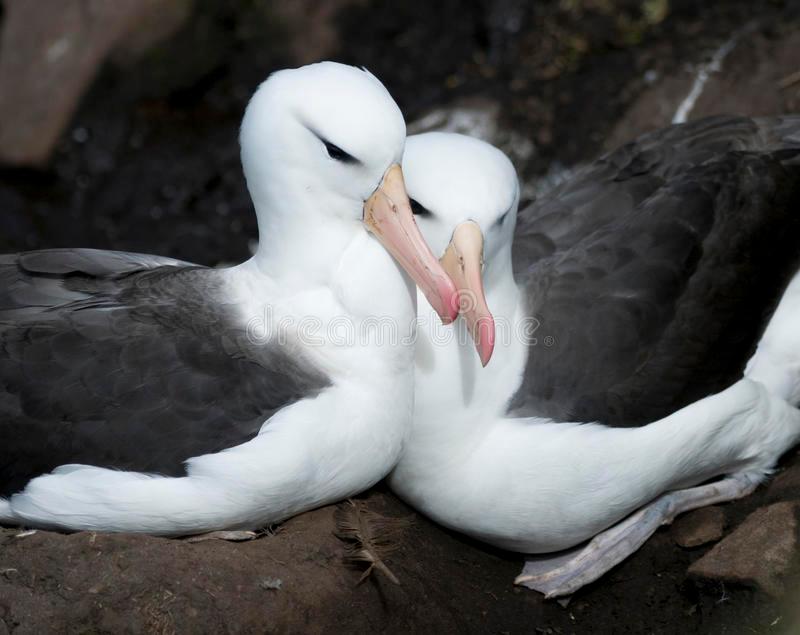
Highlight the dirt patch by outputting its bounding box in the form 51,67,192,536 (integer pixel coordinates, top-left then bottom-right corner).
2,466,800,634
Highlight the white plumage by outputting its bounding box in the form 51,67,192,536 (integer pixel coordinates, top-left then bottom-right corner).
0,63,456,535
391,131,800,597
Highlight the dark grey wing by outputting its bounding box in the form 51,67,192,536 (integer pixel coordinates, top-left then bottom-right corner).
509,115,800,426
0,249,329,497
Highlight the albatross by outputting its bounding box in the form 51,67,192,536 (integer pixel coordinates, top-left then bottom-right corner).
0,61,458,535
390,118,800,597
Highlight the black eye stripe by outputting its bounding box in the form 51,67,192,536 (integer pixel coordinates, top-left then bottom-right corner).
410,198,433,217
495,209,510,226
303,124,361,165
323,140,358,164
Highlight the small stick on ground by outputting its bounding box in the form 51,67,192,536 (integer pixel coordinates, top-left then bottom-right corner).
185,530,257,543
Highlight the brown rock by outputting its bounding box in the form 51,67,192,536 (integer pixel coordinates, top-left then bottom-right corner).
0,0,186,167
606,27,800,151
688,502,800,597
691,30,800,118
672,507,726,548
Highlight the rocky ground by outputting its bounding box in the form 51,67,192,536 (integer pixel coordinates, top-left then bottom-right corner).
1,465,799,634
1,0,800,632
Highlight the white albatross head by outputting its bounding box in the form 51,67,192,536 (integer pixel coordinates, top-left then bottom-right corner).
239,62,457,323
403,132,520,365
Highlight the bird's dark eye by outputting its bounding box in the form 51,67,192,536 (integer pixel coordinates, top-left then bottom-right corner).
323,140,357,164
410,198,432,217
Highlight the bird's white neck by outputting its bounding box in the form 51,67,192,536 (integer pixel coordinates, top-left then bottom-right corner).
249,181,362,291
412,241,526,446
227,183,419,386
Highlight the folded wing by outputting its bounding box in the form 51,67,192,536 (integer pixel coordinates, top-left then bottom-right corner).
510,115,800,426
0,249,329,496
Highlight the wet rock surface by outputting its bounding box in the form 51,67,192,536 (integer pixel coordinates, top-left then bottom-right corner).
2,0,800,632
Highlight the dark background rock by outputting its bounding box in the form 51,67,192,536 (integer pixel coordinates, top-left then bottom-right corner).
606,22,800,150
0,0,192,167
2,0,800,632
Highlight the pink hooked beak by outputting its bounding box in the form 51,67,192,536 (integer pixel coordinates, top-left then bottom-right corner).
440,221,495,366
363,164,458,324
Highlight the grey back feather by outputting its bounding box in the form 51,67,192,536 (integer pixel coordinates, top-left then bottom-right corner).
0,249,330,496
509,115,800,426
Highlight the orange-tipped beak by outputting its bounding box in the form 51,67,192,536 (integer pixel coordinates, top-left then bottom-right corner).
441,221,495,366
364,164,458,324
